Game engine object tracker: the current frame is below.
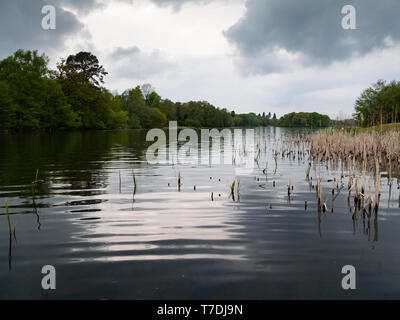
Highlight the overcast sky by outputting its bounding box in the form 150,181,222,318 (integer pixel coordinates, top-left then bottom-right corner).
1,0,399,118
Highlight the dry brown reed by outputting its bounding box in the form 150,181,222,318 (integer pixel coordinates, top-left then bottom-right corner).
308,129,400,211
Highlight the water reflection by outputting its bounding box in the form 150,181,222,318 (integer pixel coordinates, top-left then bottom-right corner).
0,128,399,299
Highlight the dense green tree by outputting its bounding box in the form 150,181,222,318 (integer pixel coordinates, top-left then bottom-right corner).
152,108,167,127
354,80,400,127
56,52,124,129
159,99,177,121
0,50,79,129
0,81,15,129
41,79,80,128
278,112,330,128
65,51,108,86
121,87,154,128
147,91,162,108
56,62,100,128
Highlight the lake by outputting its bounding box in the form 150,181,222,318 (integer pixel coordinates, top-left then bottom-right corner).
0,127,399,299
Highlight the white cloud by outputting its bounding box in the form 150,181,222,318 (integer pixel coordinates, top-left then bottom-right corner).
83,0,245,57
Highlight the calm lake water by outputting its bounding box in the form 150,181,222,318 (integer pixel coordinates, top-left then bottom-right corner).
0,127,399,299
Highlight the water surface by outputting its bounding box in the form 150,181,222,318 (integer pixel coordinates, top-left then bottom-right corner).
0,128,399,299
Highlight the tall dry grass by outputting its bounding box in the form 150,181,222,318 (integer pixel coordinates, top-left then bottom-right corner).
308,129,400,211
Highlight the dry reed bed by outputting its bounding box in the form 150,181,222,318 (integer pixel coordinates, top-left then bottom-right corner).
309,130,400,175
272,129,400,213
308,129,400,212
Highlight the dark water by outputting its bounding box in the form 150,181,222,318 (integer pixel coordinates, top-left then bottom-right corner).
0,128,399,299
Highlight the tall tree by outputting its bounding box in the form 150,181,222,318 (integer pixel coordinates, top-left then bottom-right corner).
65,52,108,86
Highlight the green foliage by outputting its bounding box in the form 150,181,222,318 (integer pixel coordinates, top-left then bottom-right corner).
159,99,177,121
354,80,400,127
42,79,80,128
0,49,280,131
65,51,108,86
234,113,263,127
146,91,161,108
152,107,167,127
278,112,330,128
0,81,16,129
346,122,400,134
121,87,152,128
0,50,79,129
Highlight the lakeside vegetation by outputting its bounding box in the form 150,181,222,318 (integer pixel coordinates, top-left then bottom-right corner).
354,80,400,128
0,50,333,131
6,50,400,132
346,123,400,134
278,112,330,128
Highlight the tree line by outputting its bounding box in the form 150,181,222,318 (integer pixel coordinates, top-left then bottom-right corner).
0,50,274,130
278,112,331,128
354,80,400,128
0,50,330,131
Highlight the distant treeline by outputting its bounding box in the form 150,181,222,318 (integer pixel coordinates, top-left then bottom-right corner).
354,80,400,128
0,50,330,131
278,112,331,128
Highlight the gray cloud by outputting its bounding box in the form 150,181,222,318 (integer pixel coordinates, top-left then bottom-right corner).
0,0,100,59
119,0,216,10
108,46,176,80
225,0,400,74
150,0,211,9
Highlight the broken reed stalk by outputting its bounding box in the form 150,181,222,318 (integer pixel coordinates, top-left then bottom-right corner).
229,180,236,201
354,175,359,208
306,163,311,180
368,179,373,215
237,178,241,200
322,196,328,213
132,168,137,194
348,175,353,191
398,179,400,208
31,168,44,198
375,157,380,211
5,199,12,235
316,178,322,212
119,170,122,193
